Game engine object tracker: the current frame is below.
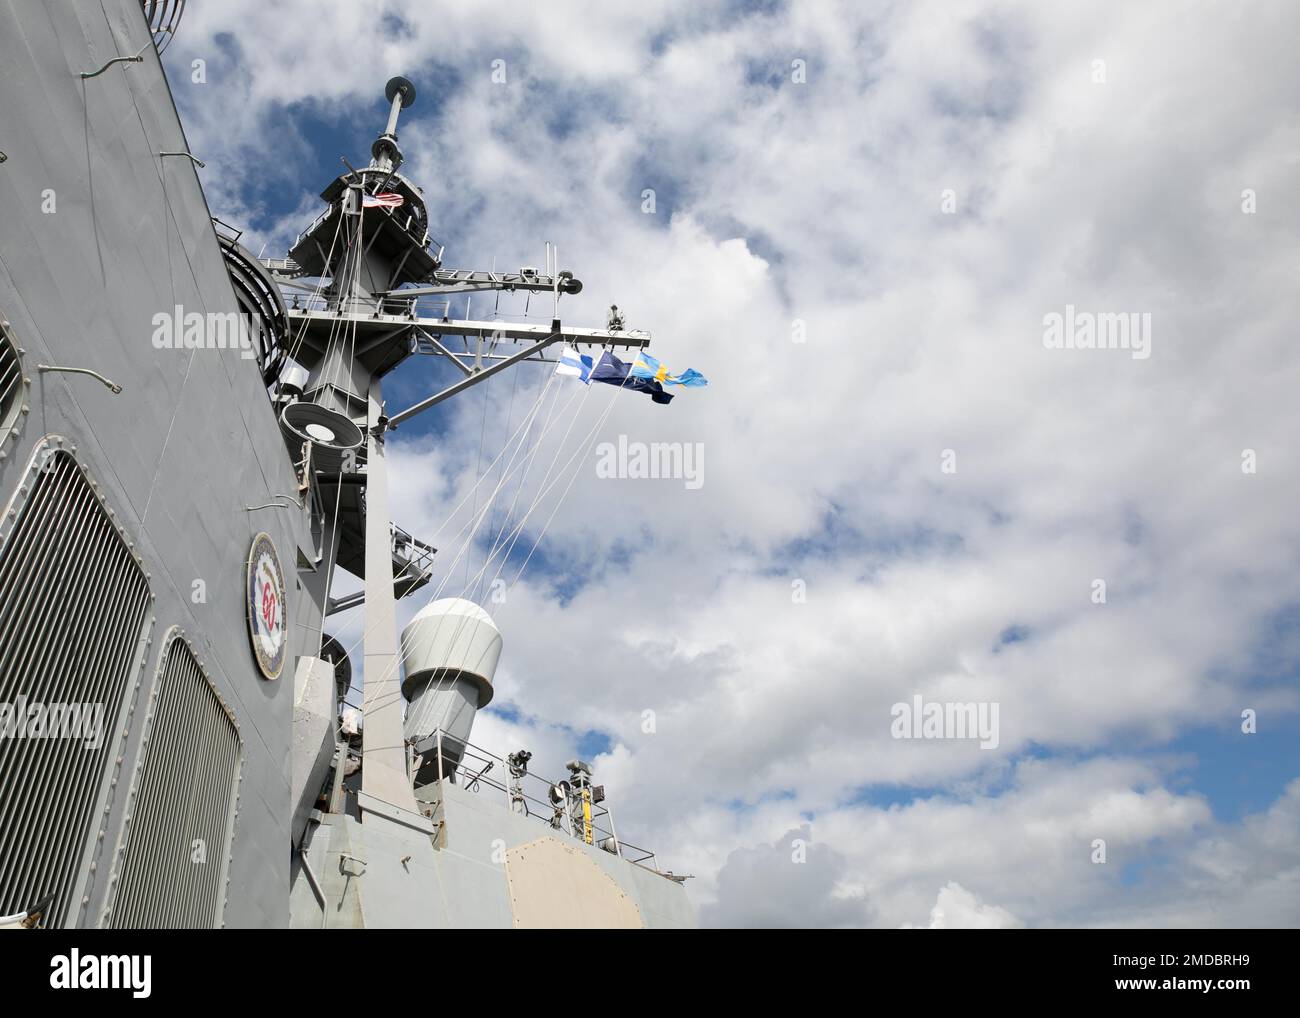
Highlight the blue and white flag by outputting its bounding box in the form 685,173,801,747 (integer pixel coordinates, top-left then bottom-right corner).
554,344,595,384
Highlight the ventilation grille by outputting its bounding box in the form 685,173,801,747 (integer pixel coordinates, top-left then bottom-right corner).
0,319,26,450
107,631,241,928
139,0,186,54
0,440,153,925
215,224,288,386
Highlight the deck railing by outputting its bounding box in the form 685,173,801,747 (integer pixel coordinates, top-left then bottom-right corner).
416,729,661,872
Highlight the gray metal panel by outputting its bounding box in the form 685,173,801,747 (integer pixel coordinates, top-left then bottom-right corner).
0,0,320,927
435,780,696,929
287,779,695,928
290,656,338,846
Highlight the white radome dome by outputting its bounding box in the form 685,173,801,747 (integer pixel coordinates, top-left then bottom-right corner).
400,598,503,750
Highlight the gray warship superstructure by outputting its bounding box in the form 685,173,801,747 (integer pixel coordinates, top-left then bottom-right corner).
0,0,694,929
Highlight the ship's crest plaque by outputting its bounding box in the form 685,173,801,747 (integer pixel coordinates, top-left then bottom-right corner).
246,532,287,680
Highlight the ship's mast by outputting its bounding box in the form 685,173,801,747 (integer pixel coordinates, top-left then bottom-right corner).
359,379,411,808
356,78,415,811
267,77,653,821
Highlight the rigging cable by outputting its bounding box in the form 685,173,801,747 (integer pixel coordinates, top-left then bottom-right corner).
474,367,562,603
328,364,566,672
404,368,627,684
430,368,638,689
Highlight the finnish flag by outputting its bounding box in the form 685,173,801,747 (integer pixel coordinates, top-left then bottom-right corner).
554,343,594,384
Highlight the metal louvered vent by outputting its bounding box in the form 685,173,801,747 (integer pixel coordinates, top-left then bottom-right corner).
107,630,241,929
0,318,29,455
0,438,153,926
139,0,186,54
214,221,289,386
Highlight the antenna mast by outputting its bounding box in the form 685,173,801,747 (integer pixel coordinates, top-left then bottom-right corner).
262,77,656,822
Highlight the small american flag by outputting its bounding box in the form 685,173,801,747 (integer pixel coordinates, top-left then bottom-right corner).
362,191,404,209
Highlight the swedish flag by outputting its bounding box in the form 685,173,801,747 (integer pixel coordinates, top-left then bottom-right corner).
630,352,708,388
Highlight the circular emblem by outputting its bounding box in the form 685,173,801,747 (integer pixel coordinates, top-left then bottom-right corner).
246,532,287,680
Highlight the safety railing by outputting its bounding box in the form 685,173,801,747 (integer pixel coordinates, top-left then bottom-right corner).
284,291,452,321
292,193,434,256
391,523,436,591
416,729,661,872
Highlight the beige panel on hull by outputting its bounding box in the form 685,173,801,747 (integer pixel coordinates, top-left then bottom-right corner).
505,837,644,929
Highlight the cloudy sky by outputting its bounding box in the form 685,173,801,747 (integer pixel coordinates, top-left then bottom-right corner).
165,0,1299,927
